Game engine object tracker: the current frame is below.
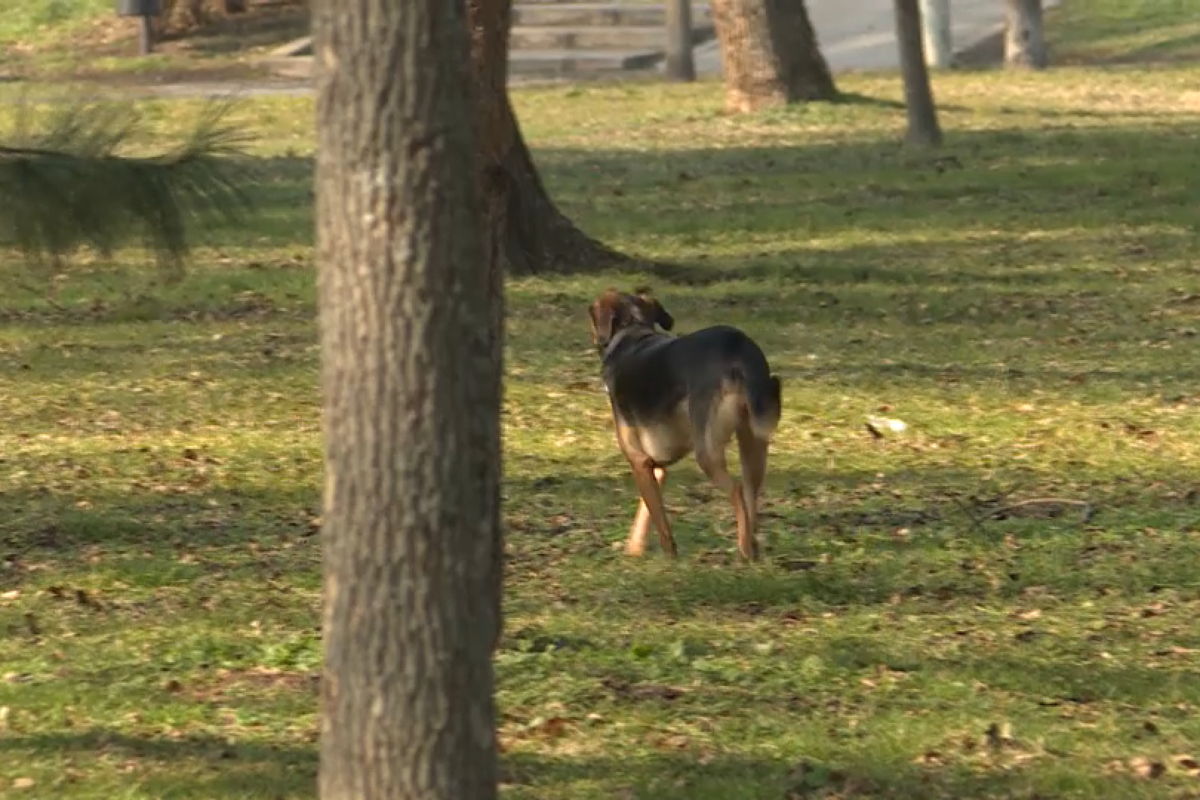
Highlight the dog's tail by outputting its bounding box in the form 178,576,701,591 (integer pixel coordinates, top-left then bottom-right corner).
737,354,782,441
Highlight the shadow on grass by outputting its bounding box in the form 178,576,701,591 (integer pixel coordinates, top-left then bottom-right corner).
532,122,1200,249
196,120,1200,290
0,730,316,798
7,459,1199,615
508,463,1200,611
4,118,1198,315
502,750,1141,799
0,730,1163,798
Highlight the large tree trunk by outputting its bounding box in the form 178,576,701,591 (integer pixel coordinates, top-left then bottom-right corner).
894,0,943,147
468,0,629,274
1004,0,1047,69
313,0,502,798
711,0,838,113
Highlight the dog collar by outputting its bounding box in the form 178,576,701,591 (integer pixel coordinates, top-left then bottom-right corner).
600,328,633,363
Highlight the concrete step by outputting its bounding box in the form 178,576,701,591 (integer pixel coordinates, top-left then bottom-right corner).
512,3,712,28
509,48,663,75
516,0,663,4
511,24,713,50
263,51,664,80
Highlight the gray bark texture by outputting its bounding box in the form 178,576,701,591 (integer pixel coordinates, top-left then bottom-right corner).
1004,0,1048,69
711,0,838,113
894,0,944,147
665,0,697,81
312,0,503,797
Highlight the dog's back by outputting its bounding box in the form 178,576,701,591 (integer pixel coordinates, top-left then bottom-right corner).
604,325,781,467
673,325,782,444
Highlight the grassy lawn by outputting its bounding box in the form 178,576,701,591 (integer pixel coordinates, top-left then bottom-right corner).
6,23,1200,800
0,0,308,83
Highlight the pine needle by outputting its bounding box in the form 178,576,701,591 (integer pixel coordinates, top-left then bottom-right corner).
0,92,255,278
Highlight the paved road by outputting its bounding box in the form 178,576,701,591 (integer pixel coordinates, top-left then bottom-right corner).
672,0,1061,76
0,0,1059,100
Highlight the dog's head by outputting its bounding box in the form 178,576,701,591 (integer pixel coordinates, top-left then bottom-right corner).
588,286,674,352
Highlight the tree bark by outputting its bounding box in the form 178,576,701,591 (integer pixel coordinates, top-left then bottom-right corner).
918,0,952,69
467,0,630,274
1004,0,1048,69
313,0,502,798
710,0,838,113
665,0,697,82
894,0,943,147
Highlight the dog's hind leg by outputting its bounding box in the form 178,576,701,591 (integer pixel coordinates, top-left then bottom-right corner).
695,446,755,561
736,419,769,557
628,459,677,557
627,467,667,555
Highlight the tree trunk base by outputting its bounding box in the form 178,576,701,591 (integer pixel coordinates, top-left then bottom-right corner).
711,0,838,113
492,128,632,275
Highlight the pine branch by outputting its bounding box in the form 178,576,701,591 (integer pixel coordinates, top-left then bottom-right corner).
0,94,255,276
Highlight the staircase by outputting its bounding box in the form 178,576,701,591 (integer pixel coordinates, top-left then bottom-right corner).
509,1,715,76
263,2,716,80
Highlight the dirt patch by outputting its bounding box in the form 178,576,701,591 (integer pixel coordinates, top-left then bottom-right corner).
174,666,319,702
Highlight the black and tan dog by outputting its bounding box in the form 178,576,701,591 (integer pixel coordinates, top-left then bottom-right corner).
588,288,782,560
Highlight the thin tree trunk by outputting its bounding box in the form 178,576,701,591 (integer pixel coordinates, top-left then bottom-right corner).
665,0,697,82
314,0,501,799
711,0,837,113
894,0,943,147
1004,0,1047,69
468,0,630,274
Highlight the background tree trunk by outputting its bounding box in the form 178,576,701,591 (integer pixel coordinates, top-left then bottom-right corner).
1004,0,1048,69
314,0,501,798
710,0,838,113
665,0,697,81
894,0,943,147
467,0,629,274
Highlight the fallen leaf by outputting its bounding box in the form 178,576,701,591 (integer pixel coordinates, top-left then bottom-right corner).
985,721,1015,749
12,778,35,790
1129,756,1166,779
1174,755,1200,775
525,716,569,738
655,733,690,750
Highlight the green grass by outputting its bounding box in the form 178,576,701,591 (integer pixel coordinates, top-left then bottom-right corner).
6,54,1200,800
1049,0,1200,64
0,0,307,83
0,0,108,47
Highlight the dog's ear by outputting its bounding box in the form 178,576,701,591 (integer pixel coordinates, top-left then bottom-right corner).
651,299,674,331
590,290,621,346
634,286,674,332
